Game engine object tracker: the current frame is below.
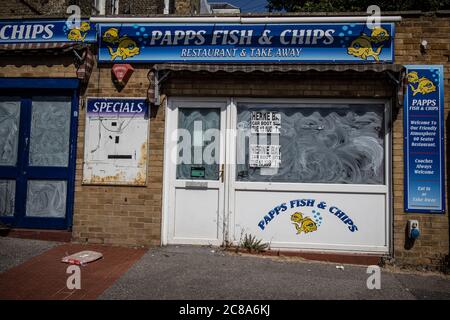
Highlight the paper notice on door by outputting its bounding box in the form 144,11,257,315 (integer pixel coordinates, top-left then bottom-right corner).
251,111,281,134
249,144,281,168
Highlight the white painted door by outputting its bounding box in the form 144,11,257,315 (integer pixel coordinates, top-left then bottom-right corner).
165,99,227,245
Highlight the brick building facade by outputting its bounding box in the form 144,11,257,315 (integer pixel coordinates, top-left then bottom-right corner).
0,0,92,17
0,8,449,270
0,0,197,17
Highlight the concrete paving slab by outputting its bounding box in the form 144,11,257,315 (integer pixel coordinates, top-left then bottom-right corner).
99,246,450,300
0,237,60,273
2,240,449,300
393,273,450,300
0,242,147,300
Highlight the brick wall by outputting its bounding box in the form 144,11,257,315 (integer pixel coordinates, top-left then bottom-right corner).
0,0,163,18
174,0,200,15
0,0,187,21
0,54,77,77
162,72,394,98
116,0,164,15
0,0,91,18
0,0,44,17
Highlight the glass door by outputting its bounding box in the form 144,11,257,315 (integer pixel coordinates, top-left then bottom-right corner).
166,100,227,245
0,94,77,229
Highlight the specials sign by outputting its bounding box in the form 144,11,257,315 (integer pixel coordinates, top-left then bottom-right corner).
97,23,395,63
86,97,149,118
404,65,445,213
0,19,96,43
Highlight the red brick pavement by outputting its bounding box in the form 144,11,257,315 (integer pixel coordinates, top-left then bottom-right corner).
0,243,147,300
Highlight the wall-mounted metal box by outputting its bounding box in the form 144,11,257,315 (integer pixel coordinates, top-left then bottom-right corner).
83,97,149,186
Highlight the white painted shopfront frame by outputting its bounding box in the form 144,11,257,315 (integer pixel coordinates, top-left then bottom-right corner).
162,97,392,254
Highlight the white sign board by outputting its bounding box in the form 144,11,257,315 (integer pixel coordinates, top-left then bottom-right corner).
249,144,281,168
251,111,281,134
232,191,389,253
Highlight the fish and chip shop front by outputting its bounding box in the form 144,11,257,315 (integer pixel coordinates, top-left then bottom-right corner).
113,18,402,254
1,13,448,267
159,67,396,254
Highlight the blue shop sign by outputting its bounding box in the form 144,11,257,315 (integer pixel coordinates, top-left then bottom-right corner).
97,23,395,63
0,19,96,43
404,65,445,213
86,98,149,118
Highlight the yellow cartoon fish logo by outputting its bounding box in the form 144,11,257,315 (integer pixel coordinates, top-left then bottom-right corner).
407,71,420,84
67,28,86,42
412,77,437,96
291,212,317,234
103,28,121,44
79,22,91,33
108,37,140,60
370,26,390,43
348,35,383,61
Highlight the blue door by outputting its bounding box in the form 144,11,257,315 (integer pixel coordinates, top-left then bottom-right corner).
0,79,79,229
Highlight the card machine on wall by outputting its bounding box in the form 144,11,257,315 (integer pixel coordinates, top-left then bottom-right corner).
83,97,149,186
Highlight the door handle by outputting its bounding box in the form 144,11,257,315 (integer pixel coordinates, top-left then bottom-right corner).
219,164,225,183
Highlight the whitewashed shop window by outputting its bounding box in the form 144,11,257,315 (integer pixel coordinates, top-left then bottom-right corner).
25,180,67,218
0,98,20,167
29,96,71,167
236,103,385,185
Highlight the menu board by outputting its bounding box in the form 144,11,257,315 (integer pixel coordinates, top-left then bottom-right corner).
404,65,445,213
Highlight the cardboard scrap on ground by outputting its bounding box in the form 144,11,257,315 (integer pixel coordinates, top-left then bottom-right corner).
62,251,103,265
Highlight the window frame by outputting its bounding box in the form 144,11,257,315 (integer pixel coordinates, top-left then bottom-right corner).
230,98,391,195
176,106,222,181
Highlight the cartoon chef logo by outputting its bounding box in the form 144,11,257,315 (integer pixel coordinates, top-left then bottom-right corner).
407,71,437,96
